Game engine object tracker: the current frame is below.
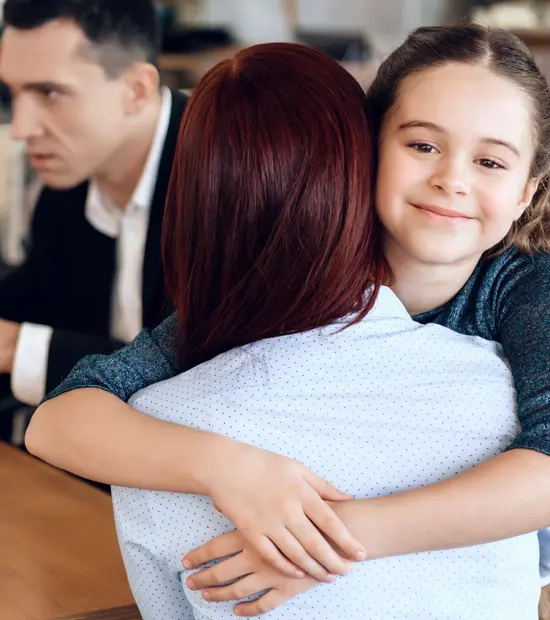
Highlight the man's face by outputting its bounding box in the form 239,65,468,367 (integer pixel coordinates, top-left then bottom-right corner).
0,19,130,188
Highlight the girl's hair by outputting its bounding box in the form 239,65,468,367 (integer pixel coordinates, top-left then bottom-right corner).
163,42,384,365
367,22,550,254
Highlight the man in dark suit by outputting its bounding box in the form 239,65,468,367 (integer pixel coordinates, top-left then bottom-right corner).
0,0,187,421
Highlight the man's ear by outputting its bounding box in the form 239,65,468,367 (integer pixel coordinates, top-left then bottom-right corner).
123,62,160,115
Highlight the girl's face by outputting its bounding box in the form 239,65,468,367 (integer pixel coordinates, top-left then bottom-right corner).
376,62,539,272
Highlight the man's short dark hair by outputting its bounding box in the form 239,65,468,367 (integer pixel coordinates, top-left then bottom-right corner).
3,0,162,77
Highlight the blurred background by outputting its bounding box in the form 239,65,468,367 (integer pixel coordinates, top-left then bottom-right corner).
2,0,550,267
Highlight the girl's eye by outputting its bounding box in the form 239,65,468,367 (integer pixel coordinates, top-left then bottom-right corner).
476,158,505,170
408,143,438,154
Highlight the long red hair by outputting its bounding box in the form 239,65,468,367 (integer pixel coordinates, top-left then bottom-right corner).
163,42,384,365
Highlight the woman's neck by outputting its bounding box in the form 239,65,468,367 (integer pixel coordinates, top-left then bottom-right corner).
385,240,481,316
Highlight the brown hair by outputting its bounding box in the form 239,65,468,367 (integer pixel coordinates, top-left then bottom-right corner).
163,43,384,365
367,22,550,254
3,0,161,76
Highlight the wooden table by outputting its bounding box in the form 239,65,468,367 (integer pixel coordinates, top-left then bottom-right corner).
3,440,547,619
0,442,134,620
541,586,550,620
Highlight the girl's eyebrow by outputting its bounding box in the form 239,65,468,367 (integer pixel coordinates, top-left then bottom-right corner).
398,120,444,133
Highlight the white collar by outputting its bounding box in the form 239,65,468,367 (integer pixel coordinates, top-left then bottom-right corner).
366,286,414,321
132,86,172,211
331,286,413,327
86,87,173,238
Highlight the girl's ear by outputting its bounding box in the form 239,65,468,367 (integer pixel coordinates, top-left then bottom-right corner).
515,177,540,220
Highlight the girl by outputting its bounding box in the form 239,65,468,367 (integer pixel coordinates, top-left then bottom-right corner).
27,23,550,614
107,41,535,619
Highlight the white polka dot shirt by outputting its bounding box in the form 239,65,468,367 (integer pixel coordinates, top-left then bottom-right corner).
112,287,540,619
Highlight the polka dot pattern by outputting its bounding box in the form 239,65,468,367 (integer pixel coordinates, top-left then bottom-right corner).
112,287,540,619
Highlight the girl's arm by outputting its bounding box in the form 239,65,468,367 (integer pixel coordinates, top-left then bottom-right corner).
320,253,550,560
28,387,364,581
180,253,550,615
336,448,550,559
182,449,550,616
26,317,366,582
43,313,181,404
362,252,550,559
285,253,550,561
29,253,550,586
27,388,219,492
27,314,187,489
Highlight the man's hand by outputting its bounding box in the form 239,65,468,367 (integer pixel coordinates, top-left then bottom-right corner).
0,319,21,373
184,530,326,616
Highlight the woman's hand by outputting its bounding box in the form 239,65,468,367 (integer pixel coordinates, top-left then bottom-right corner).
184,530,325,616
200,437,366,581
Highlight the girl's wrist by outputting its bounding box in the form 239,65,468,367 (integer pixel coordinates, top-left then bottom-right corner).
190,430,242,497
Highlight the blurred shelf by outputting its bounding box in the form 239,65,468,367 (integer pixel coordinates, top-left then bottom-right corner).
512,28,550,46
159,45,242,72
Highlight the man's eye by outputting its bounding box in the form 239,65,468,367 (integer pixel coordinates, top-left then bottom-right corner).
40,88,60,100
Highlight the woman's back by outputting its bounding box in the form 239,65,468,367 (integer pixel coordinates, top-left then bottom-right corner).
113,288,539,619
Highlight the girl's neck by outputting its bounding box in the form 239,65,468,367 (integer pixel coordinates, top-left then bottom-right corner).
385,239,482,316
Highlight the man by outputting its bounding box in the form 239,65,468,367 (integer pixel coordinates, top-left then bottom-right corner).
0,0,187,420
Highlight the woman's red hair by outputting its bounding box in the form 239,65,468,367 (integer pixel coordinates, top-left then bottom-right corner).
163,42,384,364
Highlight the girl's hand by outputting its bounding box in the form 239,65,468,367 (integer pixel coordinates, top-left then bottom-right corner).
202,438,366,582
184,530,326,616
